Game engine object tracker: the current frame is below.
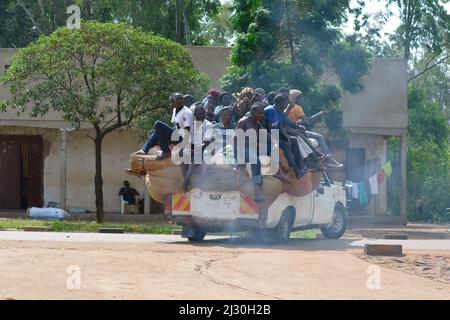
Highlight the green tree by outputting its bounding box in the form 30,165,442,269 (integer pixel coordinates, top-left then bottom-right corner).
0,0,221,47
385,0,450,61
222,0,372,133
1,21,208,222
406,84,450,221
387,85,450,222
194,1,236,46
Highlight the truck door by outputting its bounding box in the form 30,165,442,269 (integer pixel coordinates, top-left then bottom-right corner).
312,183,337,225
294,192,314,226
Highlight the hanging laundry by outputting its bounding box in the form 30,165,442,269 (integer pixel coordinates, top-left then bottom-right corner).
358,182,369,206
369,174,379,195
351,182,359,199
383,161,393,177
378,169,385,184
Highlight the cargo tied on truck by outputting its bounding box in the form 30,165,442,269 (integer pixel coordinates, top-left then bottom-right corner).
126,88,348,243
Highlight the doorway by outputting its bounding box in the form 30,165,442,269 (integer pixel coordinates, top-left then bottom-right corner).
0,135,43,209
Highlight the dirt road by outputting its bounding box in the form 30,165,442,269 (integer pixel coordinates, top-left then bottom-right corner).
0,232,448,300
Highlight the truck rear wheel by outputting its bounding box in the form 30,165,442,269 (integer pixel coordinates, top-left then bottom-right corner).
187,229,206,242
272,209,293,243
320,204,347,239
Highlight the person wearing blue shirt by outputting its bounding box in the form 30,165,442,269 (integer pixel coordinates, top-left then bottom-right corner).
265,94,302,178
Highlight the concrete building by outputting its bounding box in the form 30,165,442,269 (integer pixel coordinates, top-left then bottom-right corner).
0,47,407,223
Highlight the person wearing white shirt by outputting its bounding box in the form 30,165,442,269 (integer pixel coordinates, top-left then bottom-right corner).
135,92,193,160
182,104,214,191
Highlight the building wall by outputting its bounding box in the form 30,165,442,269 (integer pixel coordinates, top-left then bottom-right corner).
65,128,146,212
189,47,231,89
341,59,408,133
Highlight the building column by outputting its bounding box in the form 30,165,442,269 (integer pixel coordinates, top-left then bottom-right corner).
400,134,408,225
144,186,151,215
60,129,67,210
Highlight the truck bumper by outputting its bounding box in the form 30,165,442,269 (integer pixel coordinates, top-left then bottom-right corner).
166,214,263,232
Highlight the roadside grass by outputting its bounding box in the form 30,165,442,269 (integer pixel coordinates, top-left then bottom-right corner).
0,218,180,234
291,229,320,239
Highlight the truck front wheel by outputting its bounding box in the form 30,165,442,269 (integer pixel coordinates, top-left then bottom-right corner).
320,204,347,239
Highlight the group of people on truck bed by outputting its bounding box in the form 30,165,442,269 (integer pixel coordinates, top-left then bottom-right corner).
134,87,343,202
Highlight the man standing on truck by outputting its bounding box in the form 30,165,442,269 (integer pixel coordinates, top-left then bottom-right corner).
134,92,193,160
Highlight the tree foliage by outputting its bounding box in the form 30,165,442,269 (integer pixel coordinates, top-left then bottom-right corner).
351,0,450,81
194,1,236,46
221,0,372,133
387,85,450,222
1,21,208,222
0,0,221,47
406,84,450,221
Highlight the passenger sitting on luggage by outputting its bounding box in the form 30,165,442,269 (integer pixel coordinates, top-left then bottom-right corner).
287,90,343,168
182,104,214,191
239,87,255,102
235,97,252,121
235,102,268,203
264,94,303,179
214,92,234,116
255,88,267,106
119,181,139,205
134,92,193,160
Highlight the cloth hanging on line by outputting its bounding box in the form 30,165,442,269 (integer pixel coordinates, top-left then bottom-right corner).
358,182,369,206
369,174,379,195
351,182,359,199
378,169,385,184
383,161,393,177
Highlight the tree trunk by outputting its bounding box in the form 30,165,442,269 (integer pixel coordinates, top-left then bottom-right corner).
284,0,296,64
94,133,104,223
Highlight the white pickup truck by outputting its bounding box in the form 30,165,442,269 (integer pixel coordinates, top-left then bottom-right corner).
165,172,348,243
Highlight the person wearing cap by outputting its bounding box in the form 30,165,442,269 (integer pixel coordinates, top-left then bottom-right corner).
287,89,343,168
203,89,222,122
255,88,266,101
134,92,193,160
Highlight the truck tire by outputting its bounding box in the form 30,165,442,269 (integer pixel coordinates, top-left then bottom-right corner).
272,209,293,243
188,229,206,242
321,204,347,239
